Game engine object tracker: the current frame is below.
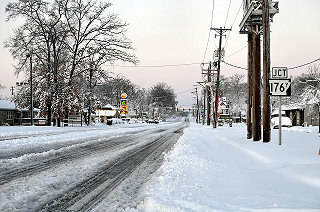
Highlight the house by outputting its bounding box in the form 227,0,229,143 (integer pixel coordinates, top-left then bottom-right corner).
95,104,121,123
280,102,319,126
0,100,40,126
0,100,17,126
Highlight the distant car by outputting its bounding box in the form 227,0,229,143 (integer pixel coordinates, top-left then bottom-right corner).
147,119,159,124
128,118,138,124
271,117,292,129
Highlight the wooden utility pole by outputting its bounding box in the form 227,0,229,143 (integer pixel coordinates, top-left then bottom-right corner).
211,27,231,128
194,87,200,124
26,53,34,126
203,88,205,125
197,82,206,125
262,0,271,142
252,25,261,141
247,34,253,139
88,66,93,126
240,0,278,141
207,62,211,126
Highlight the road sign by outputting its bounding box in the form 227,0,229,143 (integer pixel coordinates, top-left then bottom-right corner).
121,105,127,111
121,99,127,105
121,93,127,99
271,67,288,79
269,79,291,96
121,105,127,114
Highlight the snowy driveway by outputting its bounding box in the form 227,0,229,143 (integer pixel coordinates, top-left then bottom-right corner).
0,122,186,211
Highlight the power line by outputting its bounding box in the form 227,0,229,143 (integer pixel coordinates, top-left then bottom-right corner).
108,62,200,68
224,0,232,28
109,58,319,71
225,45,247,59
222,60,247,70
222,57,320,71
288,58,320,70
225,1,243,49
202,0,215,63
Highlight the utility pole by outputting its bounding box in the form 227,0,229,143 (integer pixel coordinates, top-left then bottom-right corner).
279,96,282,145
252,25,261,141
247,34,253,139
10,86,14,96
27,53,34,126
195,87,200,124
211,27,231,128
192,87,200,124
262,0,271,142
197,82,206,125
88,66,93,126
240,0,278,141
203,88,205,125
207,62,211,126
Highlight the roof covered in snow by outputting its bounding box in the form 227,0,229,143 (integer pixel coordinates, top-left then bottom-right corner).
0,100,16,110
101,104,121,110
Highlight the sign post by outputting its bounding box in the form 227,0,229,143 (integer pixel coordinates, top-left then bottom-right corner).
270,67,290,145
279,96,282,145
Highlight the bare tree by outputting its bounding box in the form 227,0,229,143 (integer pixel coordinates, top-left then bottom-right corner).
149,83,176,118
5,0,138,126
220,74,246,115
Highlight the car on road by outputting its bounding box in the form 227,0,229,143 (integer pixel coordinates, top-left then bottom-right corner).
218,119,224,126
271,116,292,129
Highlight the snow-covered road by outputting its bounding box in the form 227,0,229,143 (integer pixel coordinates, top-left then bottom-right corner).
0,122,186,211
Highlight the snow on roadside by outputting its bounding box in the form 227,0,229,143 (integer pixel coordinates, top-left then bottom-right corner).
0,122,178,157
137,123,320,211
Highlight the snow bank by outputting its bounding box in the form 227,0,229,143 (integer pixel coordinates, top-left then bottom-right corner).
138,123,320,211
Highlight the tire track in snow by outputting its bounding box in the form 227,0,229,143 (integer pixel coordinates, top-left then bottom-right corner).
39,124,187,211
0,127,167,185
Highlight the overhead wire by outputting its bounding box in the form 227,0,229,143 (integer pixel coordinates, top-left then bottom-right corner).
108,62,200,68
288,58,320,70
202,0,215,63
224,45,247,59
225,1,244,49
222,58,320,71
222,60,247,70
224,0,232,28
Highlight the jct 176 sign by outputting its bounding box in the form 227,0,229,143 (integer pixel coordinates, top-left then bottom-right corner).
269,79,291,96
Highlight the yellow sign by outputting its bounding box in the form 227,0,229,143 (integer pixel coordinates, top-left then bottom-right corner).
121,105,127,114
121,105,127,110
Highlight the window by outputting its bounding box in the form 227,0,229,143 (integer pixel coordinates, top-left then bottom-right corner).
7,111,13,120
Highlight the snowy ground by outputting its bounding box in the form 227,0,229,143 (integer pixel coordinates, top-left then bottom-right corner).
1,121,319,211
137,122,320,211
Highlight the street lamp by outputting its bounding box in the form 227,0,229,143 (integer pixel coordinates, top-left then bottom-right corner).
26,53,33,126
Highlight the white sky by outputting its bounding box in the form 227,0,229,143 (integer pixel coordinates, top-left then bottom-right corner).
1,0,320,107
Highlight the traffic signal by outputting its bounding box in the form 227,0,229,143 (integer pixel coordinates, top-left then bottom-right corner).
176,107,179,111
